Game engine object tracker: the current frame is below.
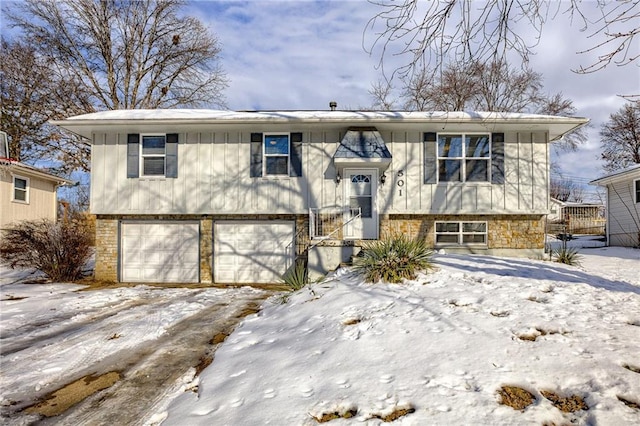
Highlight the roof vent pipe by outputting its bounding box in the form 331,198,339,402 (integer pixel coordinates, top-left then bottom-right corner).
329,101,337,111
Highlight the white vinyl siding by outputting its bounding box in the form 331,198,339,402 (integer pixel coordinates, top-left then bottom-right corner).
89,129,550,216
606,176,640,247
214,221,294,283
120,221,199,283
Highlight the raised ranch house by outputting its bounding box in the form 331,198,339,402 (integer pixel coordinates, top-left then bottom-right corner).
590,165,640,247
0,132,72,231
52,109,587,284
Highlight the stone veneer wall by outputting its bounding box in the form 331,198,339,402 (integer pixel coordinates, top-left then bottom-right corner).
380,214,545,249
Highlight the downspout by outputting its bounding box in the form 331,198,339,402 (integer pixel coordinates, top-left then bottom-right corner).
605,185,611,246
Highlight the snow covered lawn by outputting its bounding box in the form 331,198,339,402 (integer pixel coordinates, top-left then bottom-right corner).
160,247,640,425
1,247,639,425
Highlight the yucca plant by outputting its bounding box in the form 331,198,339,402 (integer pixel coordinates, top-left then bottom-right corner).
353,234,433,283
281,259,308,291
553,247,582,266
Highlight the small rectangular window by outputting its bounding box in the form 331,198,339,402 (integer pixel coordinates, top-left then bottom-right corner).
635,179,640,204
141,135,166,176
438,134,491,182
264,134,290,176
435,221,487,245
13,176,29,203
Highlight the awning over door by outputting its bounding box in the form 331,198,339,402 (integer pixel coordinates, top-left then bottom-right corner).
333,127,392,174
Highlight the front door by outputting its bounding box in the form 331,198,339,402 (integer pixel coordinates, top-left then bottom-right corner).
345,169,378,239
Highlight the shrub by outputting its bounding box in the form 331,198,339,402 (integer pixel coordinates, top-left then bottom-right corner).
353,235,433,283
0,215,93,282
553,247,582,266
281,259,308,291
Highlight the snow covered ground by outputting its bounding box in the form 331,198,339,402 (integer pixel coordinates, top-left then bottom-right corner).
1,246,639,425
160,247,640,425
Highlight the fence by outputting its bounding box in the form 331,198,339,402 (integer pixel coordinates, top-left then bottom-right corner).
548,205,606,235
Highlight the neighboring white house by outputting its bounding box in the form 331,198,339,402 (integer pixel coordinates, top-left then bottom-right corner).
590,165,640,247
52,109,588,284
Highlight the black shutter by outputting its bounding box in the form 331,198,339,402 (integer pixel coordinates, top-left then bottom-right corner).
290,132,303,177
127,133,140,178
250,132,263,177
491,133,505,184
166,133,178,178
423,132,437,184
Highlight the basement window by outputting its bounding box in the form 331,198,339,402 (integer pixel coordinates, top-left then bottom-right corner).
435,221,487,245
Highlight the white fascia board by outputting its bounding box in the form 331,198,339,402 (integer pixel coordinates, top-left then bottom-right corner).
51,110,589,141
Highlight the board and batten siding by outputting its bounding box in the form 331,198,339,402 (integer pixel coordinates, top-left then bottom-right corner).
90,129,550,216
606,178,640,246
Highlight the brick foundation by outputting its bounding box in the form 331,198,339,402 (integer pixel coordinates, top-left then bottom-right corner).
380,214,545,250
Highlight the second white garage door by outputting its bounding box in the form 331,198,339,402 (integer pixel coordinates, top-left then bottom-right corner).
214,221,295,283
121,221,200,283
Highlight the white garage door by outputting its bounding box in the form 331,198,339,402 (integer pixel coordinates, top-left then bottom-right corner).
214,221,295,283
121,221,199,283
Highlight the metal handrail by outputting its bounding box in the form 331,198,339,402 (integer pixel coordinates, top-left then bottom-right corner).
307,207,361,251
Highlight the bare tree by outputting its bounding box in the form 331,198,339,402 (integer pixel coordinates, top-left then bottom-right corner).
0,39,91,172
600,101,640,171
365,1,639,82
370,59,587,152
538,92,589,153
6,0,227,111
368,79,397,110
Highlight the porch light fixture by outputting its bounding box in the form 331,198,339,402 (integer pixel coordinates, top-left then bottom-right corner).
335,172,341,184
380,173,387,184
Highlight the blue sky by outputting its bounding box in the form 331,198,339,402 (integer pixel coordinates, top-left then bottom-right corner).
185,1,639,187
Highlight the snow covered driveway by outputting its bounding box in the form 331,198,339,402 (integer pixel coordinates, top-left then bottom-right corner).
0,273,272,425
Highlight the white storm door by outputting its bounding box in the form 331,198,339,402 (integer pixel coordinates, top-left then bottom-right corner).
345,169,378,239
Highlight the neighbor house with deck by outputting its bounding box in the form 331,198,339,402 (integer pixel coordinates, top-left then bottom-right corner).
52,109,587,284
590,165,640,247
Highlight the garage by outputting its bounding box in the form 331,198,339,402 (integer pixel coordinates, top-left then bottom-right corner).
120,221,200,283
214,221,295,283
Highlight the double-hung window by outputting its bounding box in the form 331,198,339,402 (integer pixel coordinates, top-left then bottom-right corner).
635,179,640,203
435,221,487,245
264,134,290,176
438,134,490,182
12,175,29,203
141,135,166,177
